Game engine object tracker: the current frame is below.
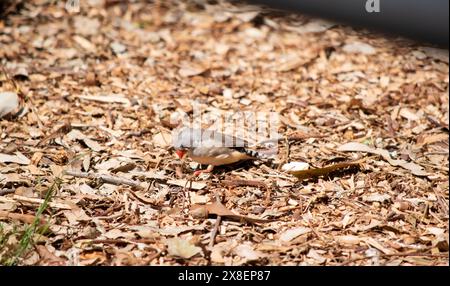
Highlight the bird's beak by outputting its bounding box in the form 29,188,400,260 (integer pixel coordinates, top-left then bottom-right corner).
175,150,186,159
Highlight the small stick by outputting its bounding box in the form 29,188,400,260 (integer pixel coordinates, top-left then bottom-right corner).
209,193,223,247
209,215,222,248
127,189,161,209
0,189,15,196
0,210,47,225
64,170,143,189
341,252,448,266
221,179,268,189
0,195,72,210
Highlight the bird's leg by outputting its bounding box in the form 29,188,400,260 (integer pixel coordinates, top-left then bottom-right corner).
194,165,214,176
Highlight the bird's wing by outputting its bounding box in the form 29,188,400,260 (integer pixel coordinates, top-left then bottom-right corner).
173,127,249,149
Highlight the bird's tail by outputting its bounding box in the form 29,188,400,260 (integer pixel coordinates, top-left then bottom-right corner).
242,149,278,169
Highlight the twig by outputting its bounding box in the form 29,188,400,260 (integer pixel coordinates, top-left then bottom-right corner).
64,170,143,189
340,252,448,266
209,215,222,248
209,193,223,248
381,252,449,258
277,136,290,171
127,189,161,209
0,195,72,210
0,210,46,225
221,179,268,189
0,189,15,196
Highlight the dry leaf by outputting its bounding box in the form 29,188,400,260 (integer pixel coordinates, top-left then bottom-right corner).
152,131,172,147
73,35,96,53
66,129,104,152
0,152,30,165
281,162,310,172
233,243,262,261
78,94,131,105
178,65,208,77
284,19,335,34
306,249,327,264
0,91,19,118
166,237,202,259
335,235,361,246
399,108,420,121
190,201,271,223
36,245,67,266
337,142,427,176
416,133,448,147
279,226,311,242
277,57,308,72
343,42,376,55
363,193,391,203
288,160,363,180
419,47,449,63
167,179,206,190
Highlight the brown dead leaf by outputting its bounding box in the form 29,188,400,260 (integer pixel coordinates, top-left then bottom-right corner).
0,152,30,165
338,142,428,176
0,210,46,226
233,243,263,261
190,200,272,224
36,245,67,266
288,159,363,180
165,237,202,259
178,64,208,77
416,133,448,147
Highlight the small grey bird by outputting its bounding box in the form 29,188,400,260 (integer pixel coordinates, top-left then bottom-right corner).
172,127,270,175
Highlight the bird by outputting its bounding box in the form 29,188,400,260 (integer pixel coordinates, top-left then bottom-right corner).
172,127,272,176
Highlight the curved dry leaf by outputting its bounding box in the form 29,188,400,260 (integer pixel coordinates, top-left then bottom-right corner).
287,160,363,180
78,94,130,105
